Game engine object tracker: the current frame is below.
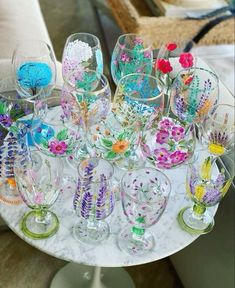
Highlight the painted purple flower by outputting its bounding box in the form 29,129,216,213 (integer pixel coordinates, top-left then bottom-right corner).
203,187,221,206
170,150,188,164
120,53,130,62
49,140,68,155
156,130,169,144
0,114,12,127
171,126,185,141
154,148,169,162
134,38,144,45
144,51,152,58
159,118,174,130
33,192,44,204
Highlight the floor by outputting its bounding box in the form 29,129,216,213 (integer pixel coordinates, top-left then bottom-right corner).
0,0,183,287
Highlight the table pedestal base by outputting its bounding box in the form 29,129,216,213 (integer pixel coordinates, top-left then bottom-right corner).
50,263,135,288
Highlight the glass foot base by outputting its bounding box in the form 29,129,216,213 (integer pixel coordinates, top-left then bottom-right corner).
177,206,214,235
73,219,110,245
118,226,155,256
21,210,59,239
50,264,135,288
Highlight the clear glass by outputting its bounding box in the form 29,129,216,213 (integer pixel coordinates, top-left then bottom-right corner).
140,111,196,169
111,34,153,85
12,40,56,99
178,156,234,234
201,104,235,156
62,33,103,81
118,168,171,255
87,73,164,170
0,124,29,204
170,67,219,124
15,150,62,239
73,158,115,244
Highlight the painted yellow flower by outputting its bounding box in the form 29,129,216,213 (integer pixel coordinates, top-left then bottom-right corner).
195,185,206,201
208,143,225,155
112,140,129,153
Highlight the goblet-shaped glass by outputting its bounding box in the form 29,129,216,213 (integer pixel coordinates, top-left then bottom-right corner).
201,104,235,157
73,158,115,244
0,123,29,204
140,112,195,169
118,168,171,255
111,34,153,85
170,67,219,124
14,150,62,239
31,95,83,158
87,73,164,170
12,40,56,99
62,33,103,81
178,156,234,234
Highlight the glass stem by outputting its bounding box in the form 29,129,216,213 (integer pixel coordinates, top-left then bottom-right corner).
34,209,47,224
192,204,206,220
132,226,146,241
90,266,105,288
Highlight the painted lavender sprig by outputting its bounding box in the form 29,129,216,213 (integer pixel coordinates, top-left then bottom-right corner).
208,130,229,147
96,174,108,220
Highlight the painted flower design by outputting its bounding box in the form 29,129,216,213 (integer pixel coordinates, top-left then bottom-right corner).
159,118,174,130
112,140,129,153
33,192,44,204
0,114,12,127
179,52,194,68
144,51,152,58
154,148,169,162
120,53,130,62
170,150,188,164
155,58,173,74
49,140,68,155
166,43,177,51
134,38,144,45
156,130,169,144
171,126,185,141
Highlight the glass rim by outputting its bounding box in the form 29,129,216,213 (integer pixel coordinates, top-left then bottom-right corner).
64,69,110,96
117,33,152,52
77,157,114,183
64,32,101,51
115,73,164,102
121,167,171,204
208,103,235,127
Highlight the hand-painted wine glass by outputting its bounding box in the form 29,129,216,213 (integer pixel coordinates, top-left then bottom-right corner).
14,150,62,239
12,40,56,99
73,158,115,244
111,34,153,85
118,167,171,255
178,156,234,234
170,67,219,125
62,33,103,81
201,104,235,157
87,73,164,170
0,123,29,205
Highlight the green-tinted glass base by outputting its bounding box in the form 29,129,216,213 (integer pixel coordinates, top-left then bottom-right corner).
177,206,214,235
21,210,59,240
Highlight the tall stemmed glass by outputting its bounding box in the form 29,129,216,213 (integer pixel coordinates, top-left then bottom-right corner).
15,150,62,239
118,168,171,255
111,34,153,85
62,33,103,81
87,73,164,170
12,40,56,99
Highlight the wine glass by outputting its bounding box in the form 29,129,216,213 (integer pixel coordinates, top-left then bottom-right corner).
62,33,103,81
201,104,235,157
14,150,62,239
12,40,57,99
0,123,29,205
178,156,234,234
118,167,171,255
73,157,115,244
111,34,153,85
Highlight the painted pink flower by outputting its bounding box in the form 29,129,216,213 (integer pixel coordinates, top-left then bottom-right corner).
154,148,169,162
113,59,118,65
134,38,144,45
170,150,188,164
155,58,173,74
156,130,169,144
171,126,185,141
34,192,44,204
49,140,68,155
166,43,177,51
179,52,194,68
144,51,152,58
159,118,174,130
120,53,130,62
156,161,172,169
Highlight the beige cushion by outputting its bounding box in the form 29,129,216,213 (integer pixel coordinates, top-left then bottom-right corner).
0,0,52,59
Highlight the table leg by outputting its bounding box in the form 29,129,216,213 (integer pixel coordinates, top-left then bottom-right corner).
50,263,135,288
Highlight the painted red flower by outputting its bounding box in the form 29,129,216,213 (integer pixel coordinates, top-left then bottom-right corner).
166,43,177,51
179,53,194,68
155,58,173,74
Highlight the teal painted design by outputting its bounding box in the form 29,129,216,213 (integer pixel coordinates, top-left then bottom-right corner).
95,49,103,74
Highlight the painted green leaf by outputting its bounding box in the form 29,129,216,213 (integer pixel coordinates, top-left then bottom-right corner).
0,102,7,114
56,128,68,141
105,151,116,160
41,138,49,149
124,150,131,158
117,131,127,140
9,125,18,133
101,138,113,147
